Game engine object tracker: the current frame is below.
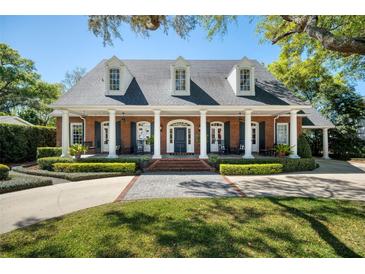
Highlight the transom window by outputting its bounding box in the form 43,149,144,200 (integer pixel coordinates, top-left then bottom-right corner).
277,123,289,144
109,68,120,90
175,69,186,91
71,123,83,145
170,121,190,127
240,69,251,91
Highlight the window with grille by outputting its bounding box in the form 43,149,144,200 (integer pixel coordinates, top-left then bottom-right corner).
277,123,288,144
109,68,120,90
240,69,251,91
71,123,83,145
175,69,186,91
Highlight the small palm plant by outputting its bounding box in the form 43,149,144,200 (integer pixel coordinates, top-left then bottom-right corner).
69,144,88,160
274,144,292,157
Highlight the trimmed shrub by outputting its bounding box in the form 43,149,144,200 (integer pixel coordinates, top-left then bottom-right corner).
297,135,312,158
12,166,134,181
0,123,55,163
0,164,10,180
220,163,283,175
37,157,74,171
215,157,316,173
37,147,62,159
53,162,136,174
0,174,52,194
77,157,145,169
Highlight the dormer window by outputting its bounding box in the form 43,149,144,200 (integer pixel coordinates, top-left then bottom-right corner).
240,69,250,91
109,68,120,91
175,69,186,91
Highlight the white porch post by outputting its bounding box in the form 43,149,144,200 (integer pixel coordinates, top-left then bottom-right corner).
199,110,208,159
289,110,300,158
61,110,70,157
243,110,254,159
108,110,117,158
322,128,330,159
153,110,161,159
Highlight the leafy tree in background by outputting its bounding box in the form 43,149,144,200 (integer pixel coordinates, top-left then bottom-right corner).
61,67,86,93
0,43,61,126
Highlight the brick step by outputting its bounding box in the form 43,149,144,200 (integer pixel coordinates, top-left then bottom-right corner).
146,159,214,172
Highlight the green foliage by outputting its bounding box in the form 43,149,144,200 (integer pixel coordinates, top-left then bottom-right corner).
0,164,10,180
0,124,56,163
61,67,86,93
145,135,154,145
53,162,136,174
77,157,145,169
220,163,283,175
69,144,88,160
297,135,312,158
0,44,61,126
13,166,132,181
37,157,74,171
0,174,52,194
208,154,220,163
274,144,292,156
37,147,62,159
215,157,316,173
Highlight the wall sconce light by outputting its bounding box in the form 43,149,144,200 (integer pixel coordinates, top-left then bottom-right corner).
238,112,244,122
160,126,163,132
121,112,126,122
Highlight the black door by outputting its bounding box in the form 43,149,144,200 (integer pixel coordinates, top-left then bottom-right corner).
174,127,187,153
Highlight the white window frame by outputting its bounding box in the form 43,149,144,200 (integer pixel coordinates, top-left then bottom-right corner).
170,57,191,96
276,123,289,145
70,122,83,145
136,121,151,152
166,119,194,153
235,66,255,96
175,68,186,91
109,68,120,91
240,68,251,92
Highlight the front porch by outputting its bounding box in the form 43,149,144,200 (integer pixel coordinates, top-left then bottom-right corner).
55,106,330,160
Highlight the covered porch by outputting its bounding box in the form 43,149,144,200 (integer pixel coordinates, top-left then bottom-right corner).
55,105,321,160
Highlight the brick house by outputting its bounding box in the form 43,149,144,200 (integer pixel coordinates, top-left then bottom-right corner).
50,56,334,159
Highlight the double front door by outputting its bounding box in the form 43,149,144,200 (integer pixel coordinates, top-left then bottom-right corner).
174,127,187,153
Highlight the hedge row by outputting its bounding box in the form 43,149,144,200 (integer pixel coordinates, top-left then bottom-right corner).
0,124,56,163
0,164,10,180
211,157,316,172
12,166,135,181
37,147,62,158
220,163,283,175
53,163,136,174
37,157,74,171
0,174,52,194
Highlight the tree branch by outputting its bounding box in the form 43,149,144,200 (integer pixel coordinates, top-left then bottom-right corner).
272,30,299,44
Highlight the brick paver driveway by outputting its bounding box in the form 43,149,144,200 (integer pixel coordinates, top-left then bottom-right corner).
124,172,240,200
226,159,365,201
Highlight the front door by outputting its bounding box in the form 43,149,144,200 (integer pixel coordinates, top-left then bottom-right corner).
210,122,224,152
251,123,259,152
174,127,187,153
101,122,109,152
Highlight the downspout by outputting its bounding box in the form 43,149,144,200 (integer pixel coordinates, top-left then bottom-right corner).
79,115,86,144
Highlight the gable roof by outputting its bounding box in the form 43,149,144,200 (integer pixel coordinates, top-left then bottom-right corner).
51,59,310,108
302,108,335,128
0,116,33,126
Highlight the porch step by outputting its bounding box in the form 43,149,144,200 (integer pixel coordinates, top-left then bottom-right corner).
146,158,215,172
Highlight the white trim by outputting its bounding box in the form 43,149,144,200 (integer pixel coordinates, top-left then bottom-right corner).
166,119,195,153
101,121,109,153
276,123,289,144
136,121,151,152
70,122,83,146
210,121,224,152
251,121,259,152
302,126,335,129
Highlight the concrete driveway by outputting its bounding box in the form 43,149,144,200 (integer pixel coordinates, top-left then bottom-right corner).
226,159,365,201
0,176,134,234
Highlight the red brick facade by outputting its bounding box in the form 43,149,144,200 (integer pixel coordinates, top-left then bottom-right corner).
56,115,302,154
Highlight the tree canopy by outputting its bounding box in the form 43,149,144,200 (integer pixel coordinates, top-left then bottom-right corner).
61,67,86,93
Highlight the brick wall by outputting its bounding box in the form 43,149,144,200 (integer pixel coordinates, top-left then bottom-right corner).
56,115,303,153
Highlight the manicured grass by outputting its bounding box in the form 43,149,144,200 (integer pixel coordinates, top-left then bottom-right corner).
0,197,364,258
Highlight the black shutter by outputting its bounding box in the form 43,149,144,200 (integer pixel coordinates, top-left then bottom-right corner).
82,120,85,145
94,121,101,153
239,122,245,145
259,121,265,150
130,122,136,153
288,123,291,145
206,122,210,153
116,121,121,149
224,121,230,152
150,122,154,154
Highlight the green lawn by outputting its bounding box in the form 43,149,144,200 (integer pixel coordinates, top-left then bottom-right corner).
1,197,364,258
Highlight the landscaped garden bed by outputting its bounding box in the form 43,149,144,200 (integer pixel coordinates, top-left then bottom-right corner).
220,163,283,175
0,173,52,194
0,197,364,257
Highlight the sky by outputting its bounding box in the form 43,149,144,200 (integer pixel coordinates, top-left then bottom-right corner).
0,15,364,96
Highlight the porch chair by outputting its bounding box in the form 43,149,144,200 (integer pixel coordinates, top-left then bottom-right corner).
135,140,144,154
218,140,228,155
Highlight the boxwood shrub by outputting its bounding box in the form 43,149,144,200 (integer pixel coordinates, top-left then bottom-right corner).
0,123,55,163
0,164,10,180
77,157,144,169
37,157,74,171
37,147,62,159
53,162,136,174
213,157,316,173
0,174,52,194
220,163,283,176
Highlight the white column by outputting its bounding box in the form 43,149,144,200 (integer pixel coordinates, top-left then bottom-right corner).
108,110,117,158
243,110,254,159
61,110,70,157
322,128,330,159
153,110,161,159
199,110,208,159
289,110,300,158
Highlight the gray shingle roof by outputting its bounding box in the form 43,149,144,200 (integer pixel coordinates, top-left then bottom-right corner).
51,59,310,107
0,116,33,126
302,108,335,128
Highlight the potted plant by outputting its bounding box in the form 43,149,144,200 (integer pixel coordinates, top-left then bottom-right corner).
69,144,88,160
274,144,292,158
145,135,154,146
